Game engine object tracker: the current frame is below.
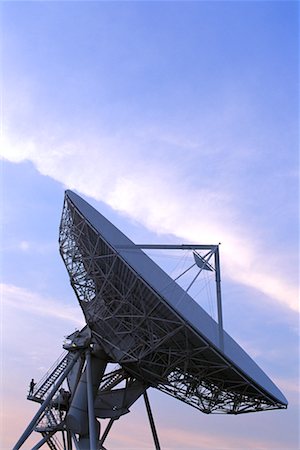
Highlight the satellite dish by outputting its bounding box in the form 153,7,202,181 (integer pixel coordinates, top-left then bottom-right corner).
193,250,214,271
14,190,287,450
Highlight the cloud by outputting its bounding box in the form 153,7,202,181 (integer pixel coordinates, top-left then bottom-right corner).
1,282,84,327
0,132,298,312
19,240,30,251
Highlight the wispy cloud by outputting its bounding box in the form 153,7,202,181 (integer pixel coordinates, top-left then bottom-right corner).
1,133,298,312
1,283,84,327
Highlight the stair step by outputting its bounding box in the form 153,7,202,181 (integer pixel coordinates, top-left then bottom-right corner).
32,354,70,400
41,432,63,450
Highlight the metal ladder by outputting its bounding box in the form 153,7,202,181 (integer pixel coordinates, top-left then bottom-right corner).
29,352,70,402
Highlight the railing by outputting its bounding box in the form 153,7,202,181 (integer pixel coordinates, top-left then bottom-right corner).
100,369,124,392
35,407,65,450
29,352,70,402
41,431,64,450
35,407,62,432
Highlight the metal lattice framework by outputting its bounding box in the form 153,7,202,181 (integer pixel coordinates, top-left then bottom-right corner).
58,193,286,415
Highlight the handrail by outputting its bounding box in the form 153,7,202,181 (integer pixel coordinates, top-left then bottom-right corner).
33,352,68,394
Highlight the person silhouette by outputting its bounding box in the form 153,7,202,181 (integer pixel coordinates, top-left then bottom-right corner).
29,378,36,395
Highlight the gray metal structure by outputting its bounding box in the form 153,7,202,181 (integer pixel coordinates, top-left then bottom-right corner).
14,190,287,450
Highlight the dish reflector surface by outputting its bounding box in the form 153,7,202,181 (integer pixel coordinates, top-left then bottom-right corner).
59,190,287,414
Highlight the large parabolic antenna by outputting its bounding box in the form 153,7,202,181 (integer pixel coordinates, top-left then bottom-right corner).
14,190,287,450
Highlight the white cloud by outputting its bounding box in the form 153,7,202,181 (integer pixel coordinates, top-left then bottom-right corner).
1,133,298,312
19,240,30,251
1,282,84,327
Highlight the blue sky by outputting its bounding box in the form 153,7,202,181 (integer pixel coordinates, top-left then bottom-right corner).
0,1,299,449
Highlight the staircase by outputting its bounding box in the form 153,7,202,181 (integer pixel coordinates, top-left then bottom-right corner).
29,352,70,402
41,432,64,450
35,408,65,450
100,369,124,392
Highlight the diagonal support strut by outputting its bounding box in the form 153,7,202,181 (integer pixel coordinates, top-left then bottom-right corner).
143,391,161,450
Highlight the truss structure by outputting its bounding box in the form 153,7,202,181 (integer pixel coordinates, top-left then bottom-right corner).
14,190,287,450
58,193,286,415
13,328,160,450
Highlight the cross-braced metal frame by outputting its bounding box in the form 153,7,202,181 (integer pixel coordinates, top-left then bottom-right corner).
14,191,287,450
58,195,286,416
14,328,161,450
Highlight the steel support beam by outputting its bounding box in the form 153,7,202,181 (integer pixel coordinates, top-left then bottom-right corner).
143,391,161,450
118,244,217,250
61,429,67,450
99,418,114,448
67,430,73,450
118,242,224,348
86,350,98,450
214,246,224,350
13,352,81,450
31,431,56,450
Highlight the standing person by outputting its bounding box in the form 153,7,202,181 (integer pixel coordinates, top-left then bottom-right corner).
29,378,36,395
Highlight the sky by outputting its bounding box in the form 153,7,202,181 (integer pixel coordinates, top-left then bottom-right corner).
0,1,299,449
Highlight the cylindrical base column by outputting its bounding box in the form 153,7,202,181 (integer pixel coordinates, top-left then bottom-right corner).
66,350,107,438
